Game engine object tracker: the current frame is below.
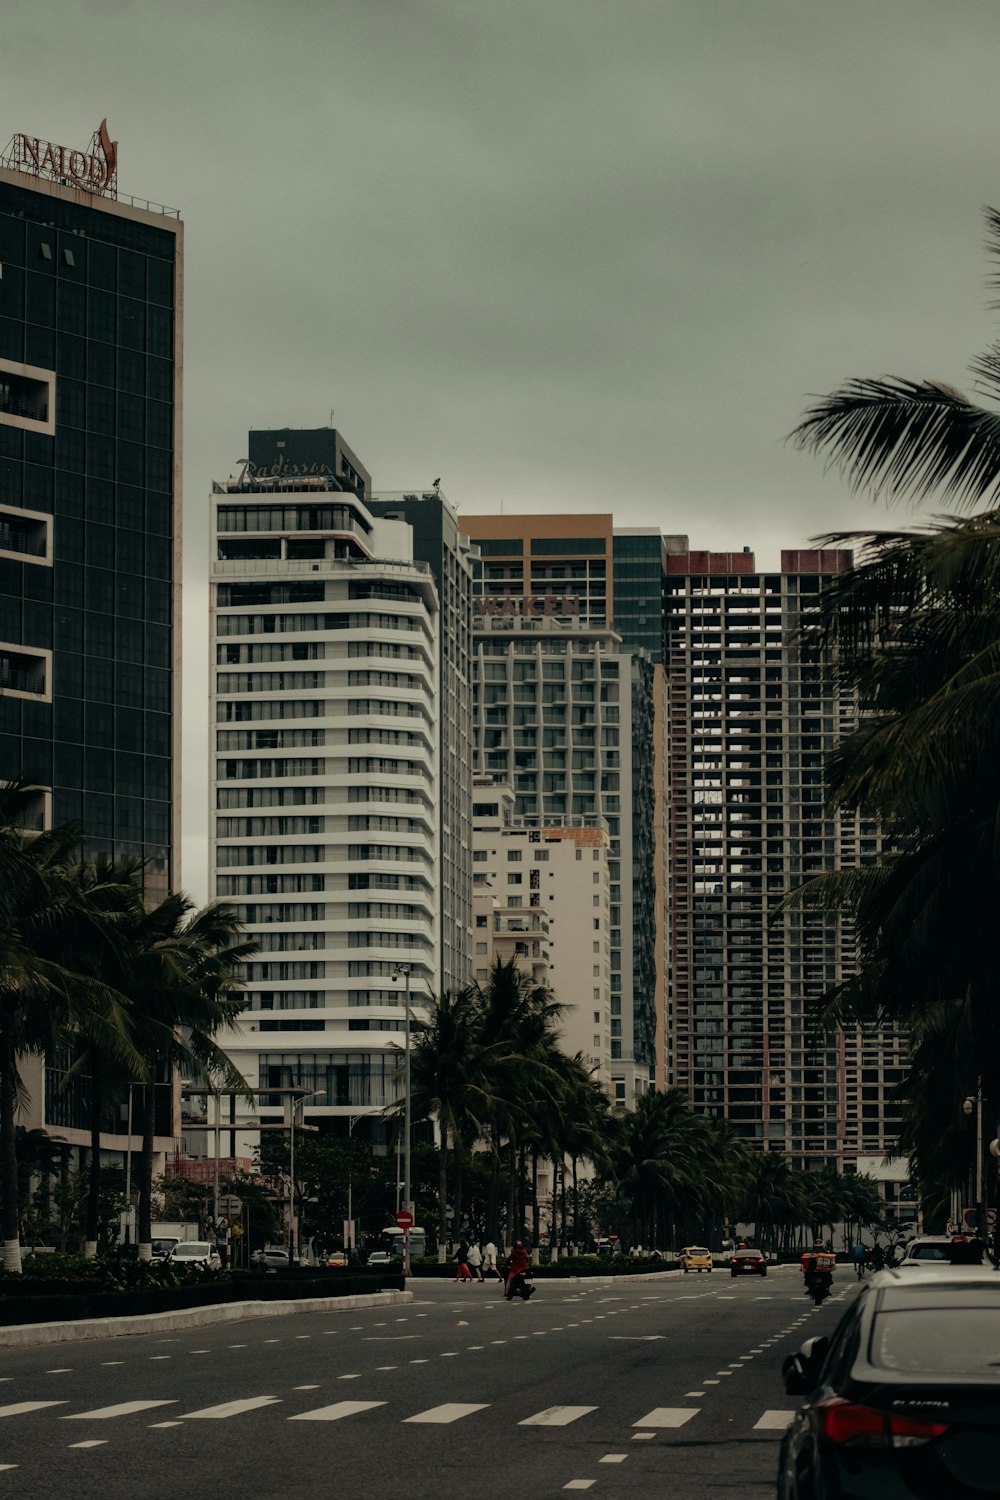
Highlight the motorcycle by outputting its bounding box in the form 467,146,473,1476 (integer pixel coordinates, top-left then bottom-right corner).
802,1250,836,1305
804,1269,832,1304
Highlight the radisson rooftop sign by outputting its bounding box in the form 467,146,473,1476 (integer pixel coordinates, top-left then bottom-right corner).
3,119,118,198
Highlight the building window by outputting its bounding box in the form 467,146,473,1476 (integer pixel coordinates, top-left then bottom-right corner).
0,506,51,566
0,357,55,436
0,642,50,701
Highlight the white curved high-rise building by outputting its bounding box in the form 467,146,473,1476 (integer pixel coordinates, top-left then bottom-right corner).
208,456,438,1157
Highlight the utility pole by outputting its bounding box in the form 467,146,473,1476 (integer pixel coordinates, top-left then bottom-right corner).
392,962,413,1275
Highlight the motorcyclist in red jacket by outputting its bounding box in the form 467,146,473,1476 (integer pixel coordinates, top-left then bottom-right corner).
504,1241,534,1301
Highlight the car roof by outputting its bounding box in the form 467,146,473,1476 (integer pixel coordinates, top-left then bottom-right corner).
869,1266,1000,1292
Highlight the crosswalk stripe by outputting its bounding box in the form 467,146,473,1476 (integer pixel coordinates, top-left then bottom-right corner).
289,1401,387,1423
0,1402,65,1418
754,1410,796,1431
519,1406,597,1427
64,1401,176,1421
634,1407,699,1428
180,1397,280,1420
404,1403,489,1424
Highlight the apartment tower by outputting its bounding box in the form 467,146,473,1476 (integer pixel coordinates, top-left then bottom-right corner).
209,443,439,1151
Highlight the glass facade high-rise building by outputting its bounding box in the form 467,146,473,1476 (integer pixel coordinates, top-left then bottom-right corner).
0,132,182,898
460,513,660,1103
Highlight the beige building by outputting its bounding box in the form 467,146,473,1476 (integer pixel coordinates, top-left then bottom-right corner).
472,778,613,1090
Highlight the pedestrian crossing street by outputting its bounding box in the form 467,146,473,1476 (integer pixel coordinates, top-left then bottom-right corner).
0,1394,798,1438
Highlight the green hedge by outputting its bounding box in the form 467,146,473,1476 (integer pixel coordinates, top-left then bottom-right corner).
0,1270,404,1325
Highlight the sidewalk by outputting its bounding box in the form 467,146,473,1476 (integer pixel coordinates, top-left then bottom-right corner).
0,1288,413,1348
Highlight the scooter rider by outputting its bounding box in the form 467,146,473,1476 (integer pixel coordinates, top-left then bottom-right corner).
801,1242,835,1303
504,1240,535,1301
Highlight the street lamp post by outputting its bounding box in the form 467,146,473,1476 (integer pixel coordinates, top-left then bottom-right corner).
964,1085,986,1244
392,962,413,1275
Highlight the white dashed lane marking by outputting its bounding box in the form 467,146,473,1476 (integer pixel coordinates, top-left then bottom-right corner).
519,1406,597,1427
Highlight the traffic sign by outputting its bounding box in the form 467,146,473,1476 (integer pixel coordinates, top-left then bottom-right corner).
396,1209,414,1230
218,1195,243,1217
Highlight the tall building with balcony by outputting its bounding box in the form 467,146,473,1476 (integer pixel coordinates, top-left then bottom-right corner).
368,489,475,994
0,122,182,1176
460,514,656,1106
664,547,904,1169
472,776,613,1087
209,455,439,1152
241,434,476,996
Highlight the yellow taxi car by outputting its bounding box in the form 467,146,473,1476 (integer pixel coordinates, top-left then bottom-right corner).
679,1245,713,1273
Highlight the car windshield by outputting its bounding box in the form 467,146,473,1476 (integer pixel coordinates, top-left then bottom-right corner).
909,1244,951,1260
687,1247,709,1255
175,1244,210,1256
871,1306,1000,1374
735,1249,762,1257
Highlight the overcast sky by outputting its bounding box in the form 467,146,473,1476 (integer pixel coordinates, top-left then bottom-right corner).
5,1,1000,900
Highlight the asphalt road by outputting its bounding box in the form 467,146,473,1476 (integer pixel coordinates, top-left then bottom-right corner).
0,1267,856,1500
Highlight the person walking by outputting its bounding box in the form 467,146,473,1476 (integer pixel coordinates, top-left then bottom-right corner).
455,1239,472,1282
467,1239,484,1283
504,1239,534,1301
482,1238,502,1283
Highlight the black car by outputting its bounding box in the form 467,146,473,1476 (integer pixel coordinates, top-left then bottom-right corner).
778,1267,1000,1498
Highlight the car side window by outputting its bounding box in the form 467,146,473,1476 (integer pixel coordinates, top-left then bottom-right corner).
818,1299,865,1386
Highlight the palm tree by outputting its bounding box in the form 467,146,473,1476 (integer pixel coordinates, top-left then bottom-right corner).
0,783,138,1272
474,958,566,1245
740,1152,803,1255
611,1089,726,1250
403,985,491,1255
791,208,1000,519
784,514,1000,1205
104,890,254,1259
789,213,1000,1212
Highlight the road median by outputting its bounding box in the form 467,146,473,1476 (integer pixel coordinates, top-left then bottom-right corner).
0,1288,413,1348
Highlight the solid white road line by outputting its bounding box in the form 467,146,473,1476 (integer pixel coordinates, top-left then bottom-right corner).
289,1401,387,1423
519,1406,597,1427
754,1410,796,1430
404,1403,489,1424
65,1401,176,1420
0,1402,66,1418
180,1397,281,1419
633,1407,699,1428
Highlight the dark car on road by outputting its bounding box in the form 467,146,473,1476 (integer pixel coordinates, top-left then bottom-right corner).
778,1266,1000,1498
730,1247,767,1277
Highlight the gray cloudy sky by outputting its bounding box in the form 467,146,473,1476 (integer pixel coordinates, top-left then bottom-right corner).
5,0,1000,898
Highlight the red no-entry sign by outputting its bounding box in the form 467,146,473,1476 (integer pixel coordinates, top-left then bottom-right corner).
396,1209,414,1230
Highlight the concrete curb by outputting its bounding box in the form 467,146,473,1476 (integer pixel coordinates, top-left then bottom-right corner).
0,1289,413,1348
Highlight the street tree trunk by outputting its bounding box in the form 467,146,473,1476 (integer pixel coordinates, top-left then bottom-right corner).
137,1079,155,1260
0,999,22,1272
84,1051,102,1257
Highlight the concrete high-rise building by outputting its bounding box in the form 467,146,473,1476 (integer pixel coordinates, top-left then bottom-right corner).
663,546,904,1169
241,436,477,997
368,489,475,995
0,121,182,1167
471,776,613,1087
209,456,439,1151
460,514,656,1106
